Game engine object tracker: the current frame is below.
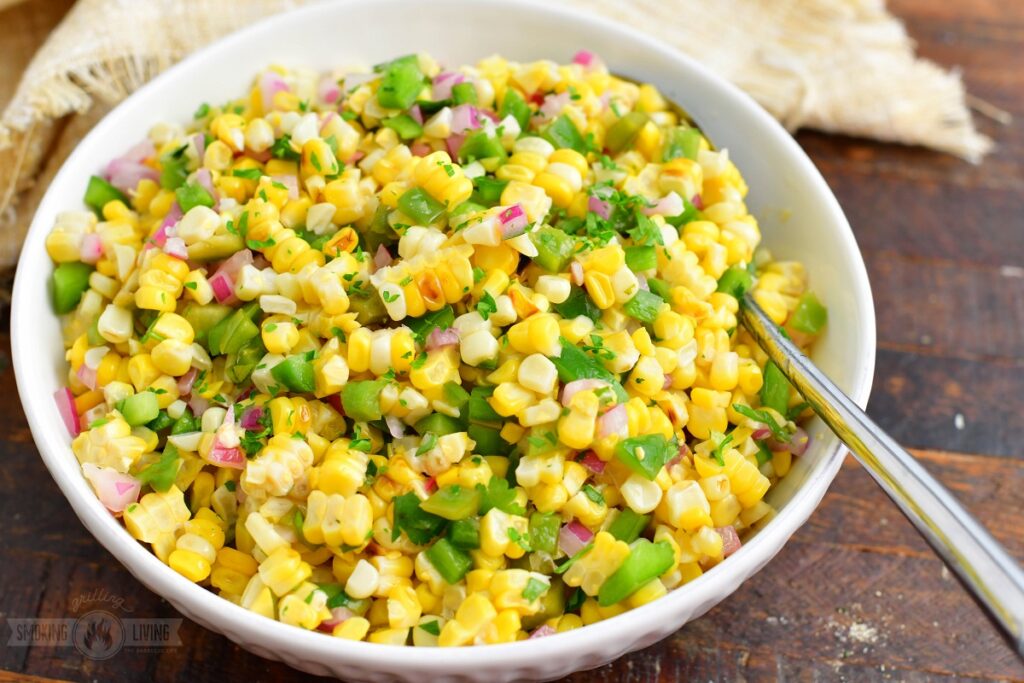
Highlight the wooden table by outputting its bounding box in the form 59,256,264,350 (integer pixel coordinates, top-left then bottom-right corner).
2,1,1022,681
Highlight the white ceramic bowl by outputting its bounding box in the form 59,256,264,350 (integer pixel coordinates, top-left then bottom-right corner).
12,1,876,680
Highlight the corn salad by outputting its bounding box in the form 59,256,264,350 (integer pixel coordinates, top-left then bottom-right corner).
47,50,829,646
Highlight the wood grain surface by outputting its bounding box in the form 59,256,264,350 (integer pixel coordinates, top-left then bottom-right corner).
1,0,1022,681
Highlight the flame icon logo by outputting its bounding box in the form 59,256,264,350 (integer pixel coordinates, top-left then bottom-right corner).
72,610,124,660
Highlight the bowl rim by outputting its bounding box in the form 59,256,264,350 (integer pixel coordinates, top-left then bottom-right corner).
12,0,876,671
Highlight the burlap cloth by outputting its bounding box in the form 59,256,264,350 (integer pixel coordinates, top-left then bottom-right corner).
0,0,1001,271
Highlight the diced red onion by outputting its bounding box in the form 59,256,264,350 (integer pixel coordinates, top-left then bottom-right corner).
385,416,406,439
163,237,188,260
445,133,466,158
572,50,599,68
691,194,704,210
188,394,209,418
259,71,290,112
207,436,246,469
424,477,437,494
212,249,253,281
529,625,557,639
498,203,528,239
271,174,299,200
347,150,365,164
249,149,273,163
425,327,460,351
770,426,810,456
193,132,206,159
410,104,424,125
596,404,627,438
319,111,338,133
252,253,270,270
319,76,341,104
374,245,393,270
410,142,432,157
105,158,159,194
451,104,482,133
195,168,219,206
560,378,608,406
121,139,156,164
177,368,198,395
663,374,673,390
326,393,344,416
666,442,691,470
717,526,742,557
240,405,265,430
54,388,80,437
558,521,594,556
82,463,141,514
79,233,103,264
319,606,354,631
580,452,605,474
752,427,772,440
432,72,465,101
209,272,235,303
570,261,584,286
587,195,612,220
643,192,684,217
535,92,570,124
160,201,183,232
76,363,98,391
79,404,107,432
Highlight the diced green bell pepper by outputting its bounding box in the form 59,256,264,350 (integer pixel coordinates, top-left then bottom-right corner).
615,434,675,480
622,289,664,324
458,130,507,163
451,82,478,105
543,114,588,154
760,360,790,414
413,412,465,436
377,56,425,110
552,287,601,322
392,492,447,545
398,187,447,224
270,353,316,393
146,410,175,433
529,511,560,555
171,409,201,435
530,226,575,272
471,176,509,206
468,386,502,424
716,266,754,300
84,175,128,215
661,126,702,162
421,485,480,520
425,537,473,584
51,262,94,314
341,379,387,422
448,517,481,549
175,183,215,213
181,302,232,346
789,292,828,334
597,539,675,606
382,114,423,141
119,391,159,426
624,245,657,272
550,338,628,403
607,508,650,543
467,424,511,455
443,381,470,408
499,88,531,129
605,112,648,154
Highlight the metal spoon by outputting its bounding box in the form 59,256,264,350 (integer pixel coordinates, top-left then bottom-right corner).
741,295,1024,657
625,74,1024,655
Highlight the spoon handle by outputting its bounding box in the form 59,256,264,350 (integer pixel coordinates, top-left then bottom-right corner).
740,294,1024,658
